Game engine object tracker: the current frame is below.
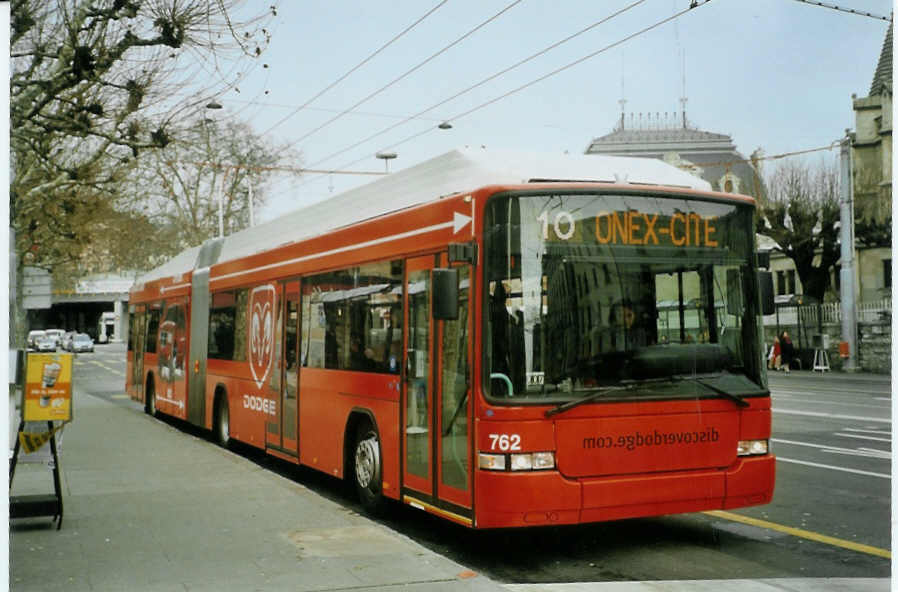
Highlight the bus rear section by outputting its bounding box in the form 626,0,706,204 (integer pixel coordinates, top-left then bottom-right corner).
474,188,775,528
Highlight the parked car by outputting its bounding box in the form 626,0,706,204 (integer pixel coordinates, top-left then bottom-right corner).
44,329,65,347
71,333,94,353
61,331,76,351
35,335,57,352
27,330,46,349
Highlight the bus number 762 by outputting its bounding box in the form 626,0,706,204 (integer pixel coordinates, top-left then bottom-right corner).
488,433,521,451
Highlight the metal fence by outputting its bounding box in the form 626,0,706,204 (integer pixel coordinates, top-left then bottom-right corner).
765,299,891,329
763,298,891,368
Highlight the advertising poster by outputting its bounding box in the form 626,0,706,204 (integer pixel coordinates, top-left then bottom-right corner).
23,353,73,422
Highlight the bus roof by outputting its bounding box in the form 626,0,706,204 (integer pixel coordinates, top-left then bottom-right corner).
136,147,711,285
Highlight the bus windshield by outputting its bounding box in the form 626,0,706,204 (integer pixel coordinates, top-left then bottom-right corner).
483,192,765,403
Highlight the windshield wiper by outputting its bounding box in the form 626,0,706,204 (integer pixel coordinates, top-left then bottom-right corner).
544,375,751,418
545,385,631,418
686,376,750,407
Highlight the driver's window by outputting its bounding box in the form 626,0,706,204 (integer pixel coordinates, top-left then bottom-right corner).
487,280,525,396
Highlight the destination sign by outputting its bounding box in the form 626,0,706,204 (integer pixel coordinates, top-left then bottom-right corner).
537,209,720,248
595,211,718,247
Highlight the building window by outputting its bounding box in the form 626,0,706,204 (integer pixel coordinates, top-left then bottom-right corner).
884,259,892,289
718,173,740,194
776,269,796,296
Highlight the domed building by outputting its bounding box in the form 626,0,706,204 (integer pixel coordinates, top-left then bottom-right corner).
584,111,765,200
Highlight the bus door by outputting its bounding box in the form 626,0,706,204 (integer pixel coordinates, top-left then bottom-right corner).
266,281,299,455
402,254,473,520
158,298,188,418
129,305,146,399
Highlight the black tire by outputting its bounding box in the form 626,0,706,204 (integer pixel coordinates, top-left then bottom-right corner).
144,378,156,417
214,395,231,448
353,422,386,514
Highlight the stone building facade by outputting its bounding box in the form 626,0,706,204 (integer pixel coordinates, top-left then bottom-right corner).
851,21,892,305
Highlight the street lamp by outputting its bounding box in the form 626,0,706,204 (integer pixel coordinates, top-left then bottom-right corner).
206,101,225,237
376,151,397,173
204,99,254,232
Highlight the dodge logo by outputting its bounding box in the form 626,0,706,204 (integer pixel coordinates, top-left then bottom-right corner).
249,284,276,389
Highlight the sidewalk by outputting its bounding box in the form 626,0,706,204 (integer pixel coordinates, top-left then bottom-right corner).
9,387,504,592
9,386,891,592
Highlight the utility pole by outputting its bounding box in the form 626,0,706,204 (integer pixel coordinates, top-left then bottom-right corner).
217,172,225,238
248,178,255,228
839,132,858,371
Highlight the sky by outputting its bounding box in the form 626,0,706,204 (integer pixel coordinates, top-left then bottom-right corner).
200,0,891,222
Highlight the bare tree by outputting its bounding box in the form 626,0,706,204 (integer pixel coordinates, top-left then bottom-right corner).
11,0,277,272
758,160,841,303
128,117,290,250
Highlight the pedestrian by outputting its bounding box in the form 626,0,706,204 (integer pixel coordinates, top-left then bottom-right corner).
780,331,795,373
768,336,781,370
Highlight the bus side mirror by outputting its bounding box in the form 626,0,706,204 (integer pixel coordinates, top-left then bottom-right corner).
759,271,775,315
432,268,459,320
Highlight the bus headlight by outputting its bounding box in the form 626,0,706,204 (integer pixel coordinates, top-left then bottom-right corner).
531,452,556,470
737,439,769,456
478,453,507,471
481,452,555,471
509,452,555,471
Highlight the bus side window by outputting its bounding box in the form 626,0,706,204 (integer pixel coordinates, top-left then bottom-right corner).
209,291,237,360
233,289,248,361
302,261,402,373
146,308,160,354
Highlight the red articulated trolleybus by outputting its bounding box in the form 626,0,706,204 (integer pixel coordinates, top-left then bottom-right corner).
127,148,776,528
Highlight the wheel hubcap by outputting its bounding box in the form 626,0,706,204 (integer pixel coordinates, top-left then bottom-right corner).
219,405,229,441
355,435,379,489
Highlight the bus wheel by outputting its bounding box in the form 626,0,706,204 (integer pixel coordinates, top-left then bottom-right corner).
145,379,156,417
214,396,231,448
353,423,386,513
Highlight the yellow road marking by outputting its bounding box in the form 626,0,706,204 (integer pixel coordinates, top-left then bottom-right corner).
110,394,130,399
705,510,891,559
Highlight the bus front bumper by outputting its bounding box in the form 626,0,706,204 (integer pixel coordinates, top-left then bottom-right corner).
474,455,775,529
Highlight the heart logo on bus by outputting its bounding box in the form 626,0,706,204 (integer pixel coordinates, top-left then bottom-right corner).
249,284,276,389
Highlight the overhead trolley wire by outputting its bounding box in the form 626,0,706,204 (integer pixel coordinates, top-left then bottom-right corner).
227,99,446,123
306,0,648,169
164,160,385,176
442,1,711,134
281,0,523,153
788,0,892,21
689,142,840,169
300,0,711,188
164,142,840,180
259,0,450,137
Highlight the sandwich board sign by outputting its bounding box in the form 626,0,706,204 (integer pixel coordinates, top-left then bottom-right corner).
23,353,73,422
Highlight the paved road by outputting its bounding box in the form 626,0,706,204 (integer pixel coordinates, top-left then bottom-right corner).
60,345,891,588
748,372,891,550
